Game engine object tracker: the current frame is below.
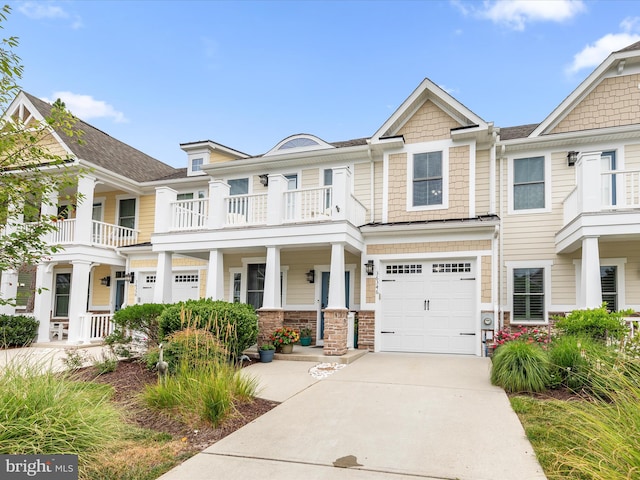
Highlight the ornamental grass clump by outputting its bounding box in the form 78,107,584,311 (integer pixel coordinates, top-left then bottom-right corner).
491,340,550,393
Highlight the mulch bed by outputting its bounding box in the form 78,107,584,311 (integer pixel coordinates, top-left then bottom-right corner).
71,359,278,453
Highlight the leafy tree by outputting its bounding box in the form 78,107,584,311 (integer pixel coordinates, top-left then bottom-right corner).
0,5,85,305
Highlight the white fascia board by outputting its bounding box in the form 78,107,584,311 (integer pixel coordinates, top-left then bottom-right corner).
180,140,250,158
360,219,499,238
77,160,144,195
555,211,640,253
49,246,127,265
499,123,640,153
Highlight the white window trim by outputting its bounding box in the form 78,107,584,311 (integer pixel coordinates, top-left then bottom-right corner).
227,176,252,195
574,257,626,310
508,154,552,215
115,195,139,230
52,268,72,319
405,140,450,212
188,156,206,176
506,260,553,324
229,268,244,303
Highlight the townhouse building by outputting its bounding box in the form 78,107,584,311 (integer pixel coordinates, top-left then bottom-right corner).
2,41,640,356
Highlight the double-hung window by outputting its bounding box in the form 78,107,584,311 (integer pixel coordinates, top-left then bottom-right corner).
513,267,545,322
601,265,618,311
413,151,443,207
513,156,545,210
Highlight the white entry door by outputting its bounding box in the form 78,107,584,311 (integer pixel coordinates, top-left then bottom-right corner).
380,261,477,354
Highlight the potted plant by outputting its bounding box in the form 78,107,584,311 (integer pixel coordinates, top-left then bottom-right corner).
299,326,313,346
270,326,299,354
259,343,276,363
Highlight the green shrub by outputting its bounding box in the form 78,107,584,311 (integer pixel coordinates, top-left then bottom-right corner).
554,304,630,342
491,340,550,393
0,314,39,348
158,299,258,359
548,335,593,390
105,303,166,355
0,359,124,473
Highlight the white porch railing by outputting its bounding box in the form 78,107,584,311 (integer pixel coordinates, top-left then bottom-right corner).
51,219,76,243
283,186,333,222
349,194,368,226
91,221,139,247
225,193,268,226
170,199,208,230
601,169,640,209
80,313,114,342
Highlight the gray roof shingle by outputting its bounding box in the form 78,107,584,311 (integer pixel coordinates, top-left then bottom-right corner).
499,123,539,140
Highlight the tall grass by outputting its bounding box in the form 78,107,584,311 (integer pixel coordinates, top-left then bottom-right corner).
143,325,258,427
0,358,124,476
491,340,550,393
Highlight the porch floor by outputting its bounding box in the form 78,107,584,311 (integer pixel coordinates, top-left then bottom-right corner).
244,345,367,364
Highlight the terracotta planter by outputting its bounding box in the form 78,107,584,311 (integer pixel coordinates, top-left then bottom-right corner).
277,343,294,354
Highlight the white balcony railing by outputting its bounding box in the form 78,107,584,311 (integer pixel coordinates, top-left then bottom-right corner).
171,199,208,231
91,221,138,247
225,193,268,226
51,218,76,243
283,186,332,222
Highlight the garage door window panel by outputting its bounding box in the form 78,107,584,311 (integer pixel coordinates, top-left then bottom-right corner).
513,268,544,321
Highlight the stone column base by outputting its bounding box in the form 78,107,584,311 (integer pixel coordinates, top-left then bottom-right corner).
257,309,284,347
323,308,348,356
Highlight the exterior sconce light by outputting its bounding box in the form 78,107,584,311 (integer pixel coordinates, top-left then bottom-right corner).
364,260,374,276
100,276,111,287
124,272,135,283
306,269,315,283
259,174,269,186
567,151,578,167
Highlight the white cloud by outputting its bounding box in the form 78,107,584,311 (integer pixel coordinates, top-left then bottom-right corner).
456,0,586,31
566,17,640,74
43,92,128,123
18,2,83,29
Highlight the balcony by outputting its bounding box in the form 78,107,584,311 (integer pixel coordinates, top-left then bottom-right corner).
50,219,139,248
557,152,640,252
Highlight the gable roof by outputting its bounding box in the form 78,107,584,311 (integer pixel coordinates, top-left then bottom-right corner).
530,41,640,137
371,77,488,143
22,92,177,183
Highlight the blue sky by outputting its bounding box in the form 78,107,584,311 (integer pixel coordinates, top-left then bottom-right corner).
6,0,640,168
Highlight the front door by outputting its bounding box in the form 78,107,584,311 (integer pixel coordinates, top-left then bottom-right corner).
319,271,350,344
115,279,126,312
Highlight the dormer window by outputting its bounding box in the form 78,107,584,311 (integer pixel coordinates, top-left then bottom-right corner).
279,137,320,150
188,157,206,176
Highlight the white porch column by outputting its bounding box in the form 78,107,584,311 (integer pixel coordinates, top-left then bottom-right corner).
74,175,96,245
266,174,287,225
153,251,173,304
327,242,346,309
580,236,602,309
155,186,178,233
67,260,92,343
208,180,230,229
206,249,224,300
40,190,58,243
331,166,352,221
262,246,281,309
34,263,54,342
0,269,18,315
576,152,603,213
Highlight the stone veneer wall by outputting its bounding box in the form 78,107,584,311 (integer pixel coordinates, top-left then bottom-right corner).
323,308,348,356
357,310,375,351
257,309,284,347
284,310,317,346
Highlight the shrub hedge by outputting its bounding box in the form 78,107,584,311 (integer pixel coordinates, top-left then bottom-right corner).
0,314,39,348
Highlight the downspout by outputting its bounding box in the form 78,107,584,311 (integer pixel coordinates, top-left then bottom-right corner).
498,142,506,330
489,129,499,331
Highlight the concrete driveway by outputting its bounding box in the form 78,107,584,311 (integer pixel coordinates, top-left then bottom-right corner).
158,353,546,480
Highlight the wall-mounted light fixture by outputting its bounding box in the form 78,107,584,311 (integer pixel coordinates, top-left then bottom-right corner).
567,151,579,167
259,174,269,187
306,269,315,283
100,276,111,287
123,272,135,283
364,260,374,276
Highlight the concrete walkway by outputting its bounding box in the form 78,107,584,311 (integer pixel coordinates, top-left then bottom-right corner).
158,353,546,480
0,343,111,372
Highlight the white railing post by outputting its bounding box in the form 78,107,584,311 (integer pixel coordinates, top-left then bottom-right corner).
267,174,288,225
331,166,352,221
155,186,177,233
208,180,229,229
576,152,602,213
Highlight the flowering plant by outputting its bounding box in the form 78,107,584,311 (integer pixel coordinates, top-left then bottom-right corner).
494,326,550,348
270,326,300,346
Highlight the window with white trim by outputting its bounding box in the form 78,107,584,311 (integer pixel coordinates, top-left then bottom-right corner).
513,267,544,322
513,156,545,210
601,265,618,311
413,151,443,207
191,158,203,172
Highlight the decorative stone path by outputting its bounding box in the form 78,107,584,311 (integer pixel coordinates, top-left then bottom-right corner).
308,362,347,379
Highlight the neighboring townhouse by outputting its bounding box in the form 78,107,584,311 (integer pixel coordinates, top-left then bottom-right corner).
2,41,640,356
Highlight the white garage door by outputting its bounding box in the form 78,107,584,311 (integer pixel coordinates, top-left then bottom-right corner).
380,261,477,354
138,272,200,304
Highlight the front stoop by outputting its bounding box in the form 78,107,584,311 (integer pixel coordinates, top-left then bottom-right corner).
245,345,367,364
